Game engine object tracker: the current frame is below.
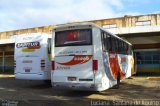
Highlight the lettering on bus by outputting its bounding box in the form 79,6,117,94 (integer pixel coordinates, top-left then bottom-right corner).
74,56,90,61
109,54,116,58
59,50,88,55
56,66,70,70
121,57,126,63
66,31,78,41
57,56,92,66
16,42,40,48
23,37,33,40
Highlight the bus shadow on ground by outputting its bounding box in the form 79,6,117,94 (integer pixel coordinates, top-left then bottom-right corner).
59,90,99,97
99,82,160,100
46,81,159,100
26,82,52,89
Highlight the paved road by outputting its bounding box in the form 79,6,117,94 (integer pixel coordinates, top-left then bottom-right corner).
0,75,159,106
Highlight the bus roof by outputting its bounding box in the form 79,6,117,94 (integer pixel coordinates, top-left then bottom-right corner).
54,22,132,46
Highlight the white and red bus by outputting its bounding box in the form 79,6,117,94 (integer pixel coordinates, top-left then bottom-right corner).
14,33,52,80
51,23,135,91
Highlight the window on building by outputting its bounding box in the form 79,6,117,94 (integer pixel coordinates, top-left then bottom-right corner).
135,20,151,26
102,24,117,29
136,51,160,65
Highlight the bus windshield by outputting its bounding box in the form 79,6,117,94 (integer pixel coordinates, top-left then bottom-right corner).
55,29,92,47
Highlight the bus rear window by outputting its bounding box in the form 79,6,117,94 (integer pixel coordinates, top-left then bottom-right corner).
55,29,92,47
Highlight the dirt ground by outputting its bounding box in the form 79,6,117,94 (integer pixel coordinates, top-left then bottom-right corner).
0,74,159,106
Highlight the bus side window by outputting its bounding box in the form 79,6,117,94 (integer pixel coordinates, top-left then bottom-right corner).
128,45,130,55
118,40,122,54
124,42,128,55
124,43,126,54
110,37,113,52
122,42,124,54
106,34,111,52
101,31,111,52
126,44,129,55
103,33,107,51
101,32,105,51
48,38,51,54
111,37,116,53
104,33,111,52
115,38,119,53
128,45,132,55
131,46,133,54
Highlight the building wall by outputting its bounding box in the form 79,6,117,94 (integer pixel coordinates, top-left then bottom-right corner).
0,26,54,39
88,14,160,28
0,14,160,40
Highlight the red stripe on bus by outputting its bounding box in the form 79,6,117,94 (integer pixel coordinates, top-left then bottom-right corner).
109,53,125,80
57,55,92,66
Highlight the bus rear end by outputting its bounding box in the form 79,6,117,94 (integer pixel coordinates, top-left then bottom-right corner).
15,57,48,80
14,33,51,80
52,24,98,90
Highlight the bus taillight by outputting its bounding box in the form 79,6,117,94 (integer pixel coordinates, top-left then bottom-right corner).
52,61,55,70
93,60,98,71
41,60,45,70
14,60,16,69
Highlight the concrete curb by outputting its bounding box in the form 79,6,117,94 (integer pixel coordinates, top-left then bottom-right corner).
146,77,160,81
0,74,15,78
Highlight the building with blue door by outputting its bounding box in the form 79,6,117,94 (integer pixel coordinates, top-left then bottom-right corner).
135,51,160,73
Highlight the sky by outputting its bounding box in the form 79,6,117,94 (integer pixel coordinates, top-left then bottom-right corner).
0,0,160,32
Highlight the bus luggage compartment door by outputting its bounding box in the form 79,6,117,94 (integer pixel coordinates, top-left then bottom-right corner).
15,57,41,74
54,55,94,83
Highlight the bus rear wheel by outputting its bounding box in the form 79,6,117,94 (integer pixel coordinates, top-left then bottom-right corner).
44,80,51,84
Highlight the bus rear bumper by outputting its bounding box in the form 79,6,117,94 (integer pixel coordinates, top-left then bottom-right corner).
15,72,50,80
52,82,104,91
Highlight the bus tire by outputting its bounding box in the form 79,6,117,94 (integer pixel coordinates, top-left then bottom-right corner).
44,80,51,84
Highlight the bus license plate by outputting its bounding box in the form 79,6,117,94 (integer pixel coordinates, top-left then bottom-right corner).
68,77,76,81
25,69,30,72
